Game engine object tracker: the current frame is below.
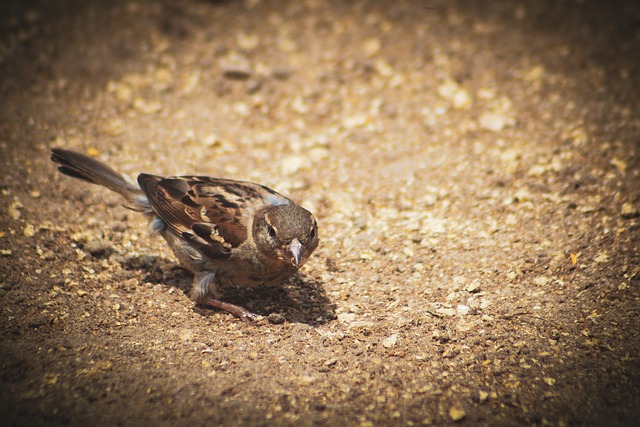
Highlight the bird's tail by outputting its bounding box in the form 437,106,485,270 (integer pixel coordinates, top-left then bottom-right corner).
51,148,148,211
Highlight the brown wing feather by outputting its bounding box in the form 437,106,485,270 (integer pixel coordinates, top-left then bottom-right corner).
138,174,253,258
137,175,193,235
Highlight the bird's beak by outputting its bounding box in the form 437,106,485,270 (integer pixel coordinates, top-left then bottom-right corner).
289,238,303,268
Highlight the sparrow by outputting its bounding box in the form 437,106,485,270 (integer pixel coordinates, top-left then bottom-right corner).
51,148,319,322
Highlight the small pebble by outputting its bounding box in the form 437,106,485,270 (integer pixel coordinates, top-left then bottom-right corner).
449,405,466,421
456,305,470,315
621,203,639,219
438,79,472,110
132,97,162,114
221,53,253,80
436,307,456,317
236,32,259,51
267,313,286,324
382,333,398,348
84,239,114,258
466,280,481,293
363,38,381,57
533,276,549,286
23,224,36,237
479,112,515,132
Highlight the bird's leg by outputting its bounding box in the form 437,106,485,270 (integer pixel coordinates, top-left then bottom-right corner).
197,297,258,323
192,271,258,323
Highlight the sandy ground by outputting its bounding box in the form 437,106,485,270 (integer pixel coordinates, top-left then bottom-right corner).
1,0,639,425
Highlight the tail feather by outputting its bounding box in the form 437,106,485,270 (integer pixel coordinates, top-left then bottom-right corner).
51,148,147,209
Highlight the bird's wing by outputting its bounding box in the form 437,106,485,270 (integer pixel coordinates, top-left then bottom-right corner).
138,174,289,259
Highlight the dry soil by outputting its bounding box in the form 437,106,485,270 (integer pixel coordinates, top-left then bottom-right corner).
1,1,639,426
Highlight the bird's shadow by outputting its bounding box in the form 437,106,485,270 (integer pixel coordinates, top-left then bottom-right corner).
129,255,336,326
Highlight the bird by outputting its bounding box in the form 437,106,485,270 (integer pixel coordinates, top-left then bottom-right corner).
50,148,319,322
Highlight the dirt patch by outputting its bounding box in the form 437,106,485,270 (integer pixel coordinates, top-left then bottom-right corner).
1,0,639,425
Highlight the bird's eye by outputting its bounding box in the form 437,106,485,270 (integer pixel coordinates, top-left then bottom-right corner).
267,224,277,238
310,223,317,239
